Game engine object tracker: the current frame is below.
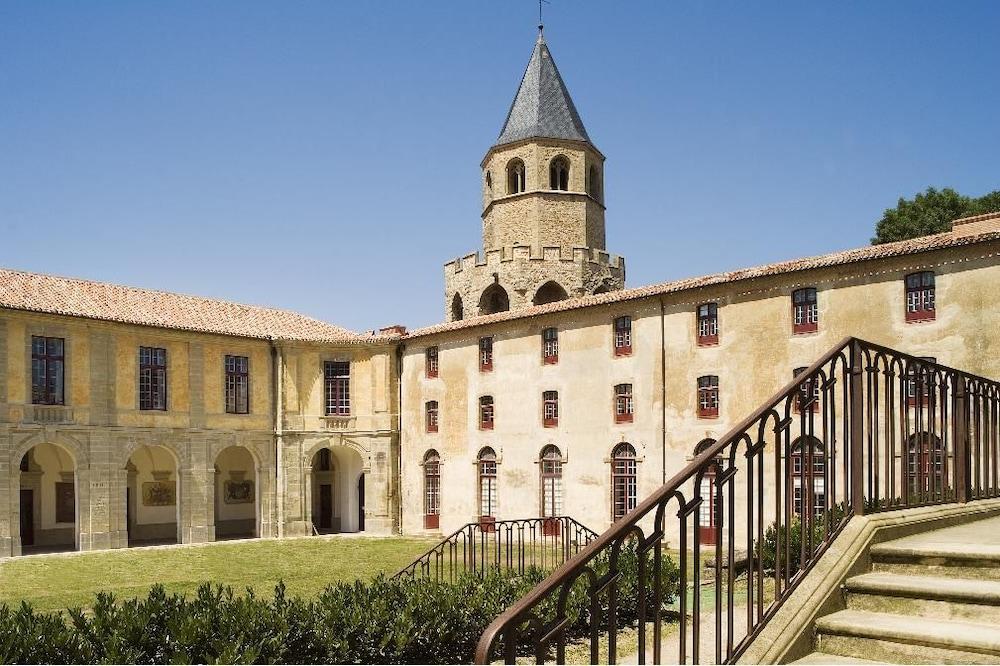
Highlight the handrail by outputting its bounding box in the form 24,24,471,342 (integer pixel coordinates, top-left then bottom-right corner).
393,516,599,582
474,337,1000,664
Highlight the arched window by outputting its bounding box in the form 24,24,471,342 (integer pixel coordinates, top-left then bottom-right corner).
907,433,944,499
905,271,936,322
425,400,439,433
611,443,637,520
479,283,510,316
507,158,526,194
698,375,719,418
479,395,494,430
423,450,440,529
533,281,569,306
549,156,569,191
540,445,563,534
451,293,464,321
478,447,498,529
791,437,826,518
588,165,601,201
695,438,720,545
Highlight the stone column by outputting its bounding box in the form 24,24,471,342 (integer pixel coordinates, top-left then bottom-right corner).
363,435,394,535
179,432,214,544
0,436,14,558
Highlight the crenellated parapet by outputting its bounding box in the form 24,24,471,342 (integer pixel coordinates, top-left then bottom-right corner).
444,245,625,274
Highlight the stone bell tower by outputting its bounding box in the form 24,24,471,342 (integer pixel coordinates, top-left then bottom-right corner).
443,29,625,322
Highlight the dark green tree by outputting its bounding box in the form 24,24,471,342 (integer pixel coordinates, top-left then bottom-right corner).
872,186,1000,244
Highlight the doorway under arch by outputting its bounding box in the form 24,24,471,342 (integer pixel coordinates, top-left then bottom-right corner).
17,442,78,555
310,446,366,534
125,445,180,547
214,446,259,540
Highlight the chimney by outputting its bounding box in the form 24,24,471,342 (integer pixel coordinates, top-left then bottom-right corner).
378,324,407,337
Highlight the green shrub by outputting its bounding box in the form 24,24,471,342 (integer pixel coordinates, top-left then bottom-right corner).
756,505,846,573
0,543,679,664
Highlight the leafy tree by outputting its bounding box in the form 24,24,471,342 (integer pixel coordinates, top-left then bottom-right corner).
872,186,1000,244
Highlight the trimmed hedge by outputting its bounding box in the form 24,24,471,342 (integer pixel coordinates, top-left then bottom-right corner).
0,542,678,664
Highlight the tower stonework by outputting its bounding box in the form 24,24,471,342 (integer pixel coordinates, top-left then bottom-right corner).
444,31,625,322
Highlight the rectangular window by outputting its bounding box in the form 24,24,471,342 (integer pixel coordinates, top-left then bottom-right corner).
425,400,439,433
542,327,559,364
905,272,936,322
426,346,439,378
793,366,820,413
324,361,351,416
614,383,634,423
479,337,494,372
698,375,719,418
792,288,819,334
139,346,167,411
697,303,719,346
224,355,250,414
479,396,494,430
31,336,65,405
543,390,559,427
614,316,632,356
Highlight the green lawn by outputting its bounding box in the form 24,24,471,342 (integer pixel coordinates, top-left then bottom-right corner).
0,536,436,613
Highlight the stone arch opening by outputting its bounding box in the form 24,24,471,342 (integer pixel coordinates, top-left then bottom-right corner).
17,442,78,555
588,165,601,201
213,446,259,541
125,444,180,547
309,446,365,534
451,292,464,321
549,155,570,191
479,283,510,316
507,158,526,194
533,281,569,306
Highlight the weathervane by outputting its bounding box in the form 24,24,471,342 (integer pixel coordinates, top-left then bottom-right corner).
538,0,549,33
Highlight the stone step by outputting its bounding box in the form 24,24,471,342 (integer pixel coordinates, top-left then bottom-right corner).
789,651,884,664
844,572,1000,622
869,540,1000,580
815,609,1000,664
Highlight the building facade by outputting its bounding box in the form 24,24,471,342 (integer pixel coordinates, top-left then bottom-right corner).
1,32,999,558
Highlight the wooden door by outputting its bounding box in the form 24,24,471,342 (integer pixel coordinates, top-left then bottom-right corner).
318,484,333,530
19,489,34,547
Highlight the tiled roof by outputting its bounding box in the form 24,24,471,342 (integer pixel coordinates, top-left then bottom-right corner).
0,268,392,344
494,31,592,148
407,229,1000,339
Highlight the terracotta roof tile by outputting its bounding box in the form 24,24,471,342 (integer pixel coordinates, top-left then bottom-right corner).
0,268,392,344
406,229,1000,339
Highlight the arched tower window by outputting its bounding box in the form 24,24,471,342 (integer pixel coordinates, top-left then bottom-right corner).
588,165,601,201
479,283,510,316
549,156,570,191
533,281,569,306
451,293,464,321
507,158,526,194
485,171,493,196
611,443,637,521
423,449,440,529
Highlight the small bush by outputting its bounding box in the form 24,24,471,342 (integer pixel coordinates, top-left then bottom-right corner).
756,505,846,573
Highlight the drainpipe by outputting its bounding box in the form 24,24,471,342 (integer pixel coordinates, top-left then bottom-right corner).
270,339,285,539
659,298,667,484
395,342,405,534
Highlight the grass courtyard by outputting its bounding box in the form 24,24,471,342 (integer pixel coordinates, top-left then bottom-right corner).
0,535,436,613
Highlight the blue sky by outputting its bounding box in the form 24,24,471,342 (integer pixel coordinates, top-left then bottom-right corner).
1,2,997,331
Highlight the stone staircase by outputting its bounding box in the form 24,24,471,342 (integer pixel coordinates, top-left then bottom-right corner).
792,516,1000,664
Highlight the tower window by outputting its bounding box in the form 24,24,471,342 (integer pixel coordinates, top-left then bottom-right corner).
507,158,526,194
905,272,936,322
425,400,439,433
697,303,719,346
614,316,632,356
479,283,510,316
549,156,570,191
542,327,559,364
485,171,493,196
533,280,569,306
792,288,819,334
589,165,601,202
614,383,633,423
479,395,494,430
451,293,464,321
698,375,719,418
479,336,494,372
543,390,559,427
425,346,439,378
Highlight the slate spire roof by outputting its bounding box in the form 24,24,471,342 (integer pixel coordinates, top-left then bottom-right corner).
494,30,593,148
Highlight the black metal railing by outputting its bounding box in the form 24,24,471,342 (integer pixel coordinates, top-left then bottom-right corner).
393,516,599,583
474,338,1000,664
